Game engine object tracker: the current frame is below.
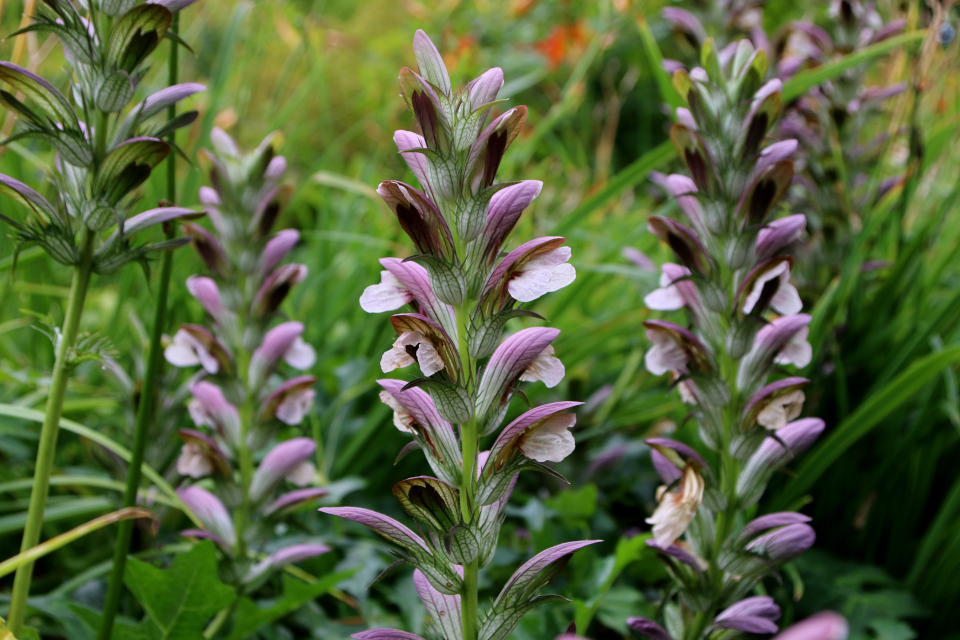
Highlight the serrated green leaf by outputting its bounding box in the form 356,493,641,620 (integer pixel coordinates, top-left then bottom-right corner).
225,570,356,640
124,541,235,640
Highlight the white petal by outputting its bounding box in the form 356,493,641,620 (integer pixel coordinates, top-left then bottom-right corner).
775,327,812,367
416,340,445,377
677,379,699,405
743,261,790,314
359,272,412,313
645,466,703,547
520,346,565,388
644,331,687,376
508,263,577,302
196,347,220,375
757,390,805,430
276,388,315,425
177,444,213,478
644,285,686,310
379,390,417,433
519,414,576,462
522,246,572,270
285,461,316,486
771,280,803,315
283,337,316,370
164,342,201,368
381,345,415,372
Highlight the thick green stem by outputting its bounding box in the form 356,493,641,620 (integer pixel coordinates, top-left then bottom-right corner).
96,15,181,639
462,558,480,640
8,228,96,634
453,299,480,640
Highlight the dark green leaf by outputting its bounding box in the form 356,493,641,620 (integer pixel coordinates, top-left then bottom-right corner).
123,541,235,640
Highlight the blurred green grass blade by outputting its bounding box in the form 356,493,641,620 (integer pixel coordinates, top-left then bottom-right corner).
0,496,115,536
553,140,674,235
774,344,960,509
0,403,197,526
0,507,153,578
782,30,927,101
0,475,179,508
312,171,384,205
909,464,960,588
636,13,684,111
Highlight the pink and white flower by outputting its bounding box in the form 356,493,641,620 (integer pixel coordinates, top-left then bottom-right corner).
380,331,445,377
519,345,565,388
646,463,704,548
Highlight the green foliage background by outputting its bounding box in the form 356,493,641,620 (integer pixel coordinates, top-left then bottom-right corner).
0,0,958,638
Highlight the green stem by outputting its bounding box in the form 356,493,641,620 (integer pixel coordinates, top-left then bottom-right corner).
96,14,181,639
8,228,96,634
453,300,479,640
462,558,480,640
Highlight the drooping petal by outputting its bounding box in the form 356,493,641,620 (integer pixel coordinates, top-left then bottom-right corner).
738,257,802,315
177,486,236,548
249,437,317,502
715,596,781,634
187,381,242,447
646,464,704,548
772,612,848,640
626,617,673,640
176,429,230,477
475,327,560,423
519,345,565,388
261,375,317,426
489,402,582,468
165,325,231,374
185,276,225,321
643,320,711,376
250,322,316,385
360,270,413,313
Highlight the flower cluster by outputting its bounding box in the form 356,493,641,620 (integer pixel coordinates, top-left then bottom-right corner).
630,40,829,639
0,0,205,274
774,0,906,272
166,130,328,589
661,0,768,69
322,31,596,640
0,0,204,631
662,0,908,281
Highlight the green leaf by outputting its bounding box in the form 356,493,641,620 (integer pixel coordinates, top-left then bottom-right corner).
636,13,684,111
553,140,674,236
225,570,356,640
124,541,235,640
0,403,196,527
774,344,960,509
544,483,597,523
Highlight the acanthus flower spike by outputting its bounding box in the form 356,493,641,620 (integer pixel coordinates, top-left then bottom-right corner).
161,132,328,619
328,29,587,640
633,36,836,639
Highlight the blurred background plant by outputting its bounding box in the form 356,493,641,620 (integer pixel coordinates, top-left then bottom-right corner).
0,0,957,639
